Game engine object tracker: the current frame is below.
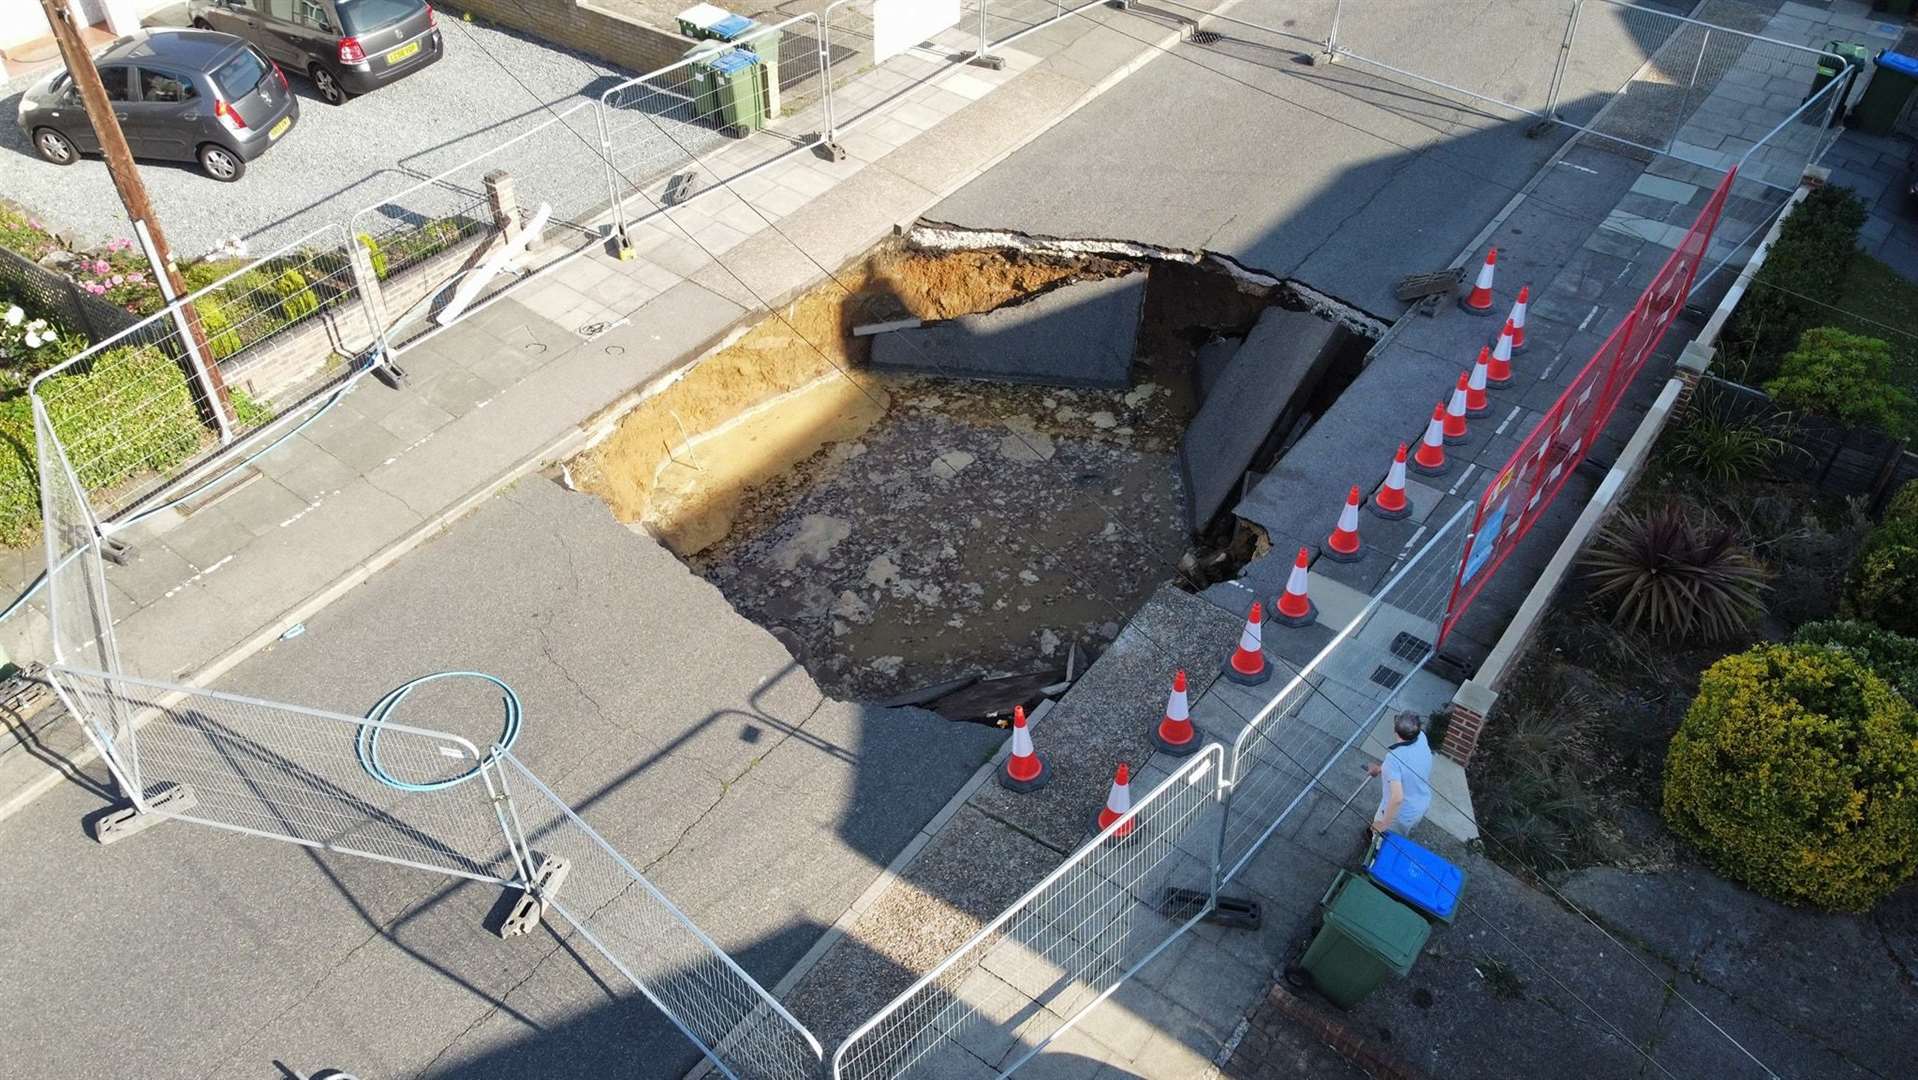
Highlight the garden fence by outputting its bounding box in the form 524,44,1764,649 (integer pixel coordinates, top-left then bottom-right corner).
834,504,1473,1079
1440,167,1734,644
1689,375,1918,514
0,245,141,346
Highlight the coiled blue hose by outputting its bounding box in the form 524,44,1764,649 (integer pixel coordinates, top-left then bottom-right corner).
358,671,522,792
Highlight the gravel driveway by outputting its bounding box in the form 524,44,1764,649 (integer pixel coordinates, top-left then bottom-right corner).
0,11,634,257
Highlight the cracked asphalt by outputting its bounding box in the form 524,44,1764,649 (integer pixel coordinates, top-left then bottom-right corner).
0,478,1000,1078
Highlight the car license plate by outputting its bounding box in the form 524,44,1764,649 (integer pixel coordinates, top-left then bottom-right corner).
386,41,421,65
268,116,292,140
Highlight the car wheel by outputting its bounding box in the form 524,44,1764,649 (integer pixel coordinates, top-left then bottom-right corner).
190,16,212,28
32,127,78,166
197,143,245,182
309,64,347,105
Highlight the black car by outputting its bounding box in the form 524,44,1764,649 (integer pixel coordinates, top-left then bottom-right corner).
15,28,299,182
189,0,443,105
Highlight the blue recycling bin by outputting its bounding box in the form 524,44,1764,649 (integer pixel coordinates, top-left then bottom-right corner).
1364,832,1466,925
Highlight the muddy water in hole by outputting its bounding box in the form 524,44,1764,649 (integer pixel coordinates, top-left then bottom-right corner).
572,244,1270,701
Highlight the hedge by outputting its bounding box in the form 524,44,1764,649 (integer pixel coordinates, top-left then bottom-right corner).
1718,185,1868,385
1792,619,1918,704
1663,643,1918,911
1842,515,1918,637
0,344,212,546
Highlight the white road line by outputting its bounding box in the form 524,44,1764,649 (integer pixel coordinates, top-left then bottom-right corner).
1448,464,1478,497
1577,305,1599,331
1494,405,1522,435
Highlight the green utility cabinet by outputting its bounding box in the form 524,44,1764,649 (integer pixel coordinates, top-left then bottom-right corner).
1298,870,1433,1009
691,46,766,135
1852,50,1918,134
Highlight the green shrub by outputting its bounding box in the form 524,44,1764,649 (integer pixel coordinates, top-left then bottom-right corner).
1793,619,1918,703
1842,516,1918,636
198,304,244,360
1884,479,1918,526
356,233,388,281
274,270,318,322
1764,326,1913,436
229,385,271,428
1661,387,1793,488
1719,185,1868,385
1663,643,1918,911
1582,502,1768,640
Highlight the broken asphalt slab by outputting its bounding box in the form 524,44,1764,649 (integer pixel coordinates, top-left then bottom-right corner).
869,272,1146,388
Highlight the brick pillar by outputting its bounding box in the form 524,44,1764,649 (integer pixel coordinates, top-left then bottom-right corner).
483,170,520,245
1672,340,1713,412
1441,679,1497,766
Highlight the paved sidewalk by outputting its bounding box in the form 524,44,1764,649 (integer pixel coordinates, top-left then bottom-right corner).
0,2,1188,816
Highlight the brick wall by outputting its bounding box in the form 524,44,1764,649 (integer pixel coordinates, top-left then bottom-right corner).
440,0,691,76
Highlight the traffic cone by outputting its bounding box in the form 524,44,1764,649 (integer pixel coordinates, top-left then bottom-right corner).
1324,485,1365,562
1371,443,1411,520
1097,763,1135,838
1413,405,1448,476
1465,347,1491,416
1153,670,1203,756
1223,600,1270,686
998,705,1050,792
1508,285,1530,351
1487,320,1516,385
1443,373,1471,444
1460,248,1497,315
1273,547,1317,627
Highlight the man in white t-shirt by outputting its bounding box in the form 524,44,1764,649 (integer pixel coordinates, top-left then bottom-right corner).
1367,711,1434,836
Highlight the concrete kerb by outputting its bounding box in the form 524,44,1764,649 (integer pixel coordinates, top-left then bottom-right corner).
1446,172,1822,743
2,0,1229,830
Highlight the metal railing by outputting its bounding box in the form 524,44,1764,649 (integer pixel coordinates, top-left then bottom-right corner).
835,501,1474,1077
26,223,379,530
833,745,1227,1080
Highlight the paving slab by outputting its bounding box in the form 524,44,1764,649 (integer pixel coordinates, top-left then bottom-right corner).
869,272,1147,389
1179,307,1341,532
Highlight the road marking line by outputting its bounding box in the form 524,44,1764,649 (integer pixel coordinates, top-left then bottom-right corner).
1494,406,1522,435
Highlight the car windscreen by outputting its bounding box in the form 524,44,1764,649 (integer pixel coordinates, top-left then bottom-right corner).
211,47,268,100
336,0,422,34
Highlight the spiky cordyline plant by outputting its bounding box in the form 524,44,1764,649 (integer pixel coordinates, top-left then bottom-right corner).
1583,502,1768,641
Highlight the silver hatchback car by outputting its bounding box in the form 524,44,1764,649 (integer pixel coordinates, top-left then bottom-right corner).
15,28,299,182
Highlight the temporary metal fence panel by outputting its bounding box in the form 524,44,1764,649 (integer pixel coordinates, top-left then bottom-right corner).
599,15,830,238
26,223,378,526
48,664,528,885
35,401,134,786
1217,504,1471,882
1440,168,1733,643
354,101,611,353
833,745,1225,1080
496,754,825,1080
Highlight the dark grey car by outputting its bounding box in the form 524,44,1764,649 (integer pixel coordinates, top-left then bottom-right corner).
189,0,443,105
15,28,299,182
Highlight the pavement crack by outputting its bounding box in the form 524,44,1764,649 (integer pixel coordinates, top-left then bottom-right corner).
536,626,617,735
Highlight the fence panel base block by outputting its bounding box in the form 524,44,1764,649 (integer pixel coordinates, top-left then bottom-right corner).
499,852,571,939
89,782,196,845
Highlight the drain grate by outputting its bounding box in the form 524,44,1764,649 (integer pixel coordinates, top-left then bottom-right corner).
1390,632,1433,662
1371,665,1404,690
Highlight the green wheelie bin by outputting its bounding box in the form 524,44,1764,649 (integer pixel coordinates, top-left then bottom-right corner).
1297,869,1433,1009
690,46,766,136
1852,50,1918,135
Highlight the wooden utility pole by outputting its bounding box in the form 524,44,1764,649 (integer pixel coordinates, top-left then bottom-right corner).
36,0,232,432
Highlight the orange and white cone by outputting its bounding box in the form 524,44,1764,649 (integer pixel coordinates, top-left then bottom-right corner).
1223,599,1270,686
1443,373,1471,444
1460,248,1497,315
1097,763,1135,838
1153,670,1203,756
1412,404,1449,476
1487,320,1516,385
1508,285,1530,351
1465,347,1491,416
998,705,1050,792
1371,443,1411,520
1324,485,1365,562
1273,547,1317,627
